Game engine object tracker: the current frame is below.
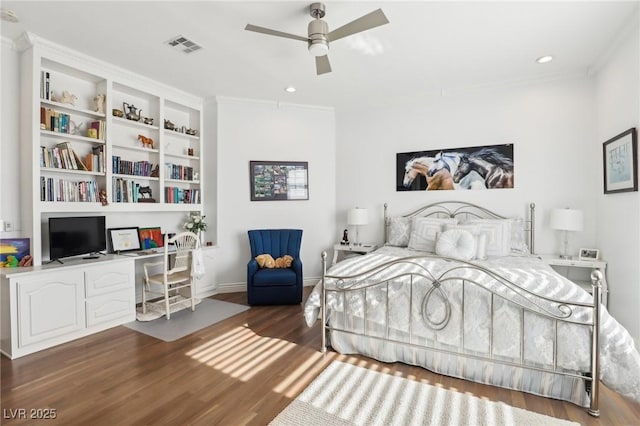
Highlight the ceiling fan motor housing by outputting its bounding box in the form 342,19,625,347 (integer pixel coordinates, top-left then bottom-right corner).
308,19,329,56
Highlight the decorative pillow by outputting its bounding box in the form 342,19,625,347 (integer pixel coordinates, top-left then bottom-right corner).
408,217,458,253
255,253,275,268
444,223,487,259
436,229,477,261
463,219,511,257
510,217,529,254
387,216,411,247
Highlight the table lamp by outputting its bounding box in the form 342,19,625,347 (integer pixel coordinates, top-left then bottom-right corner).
549,208,583,259
347,207,369,246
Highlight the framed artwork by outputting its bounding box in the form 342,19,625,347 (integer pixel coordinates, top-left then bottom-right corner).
108,227,141,253
397,144,514,191
0,238,30,266
579,248,600,261
603,128,637,194
250,161,309,201
139,227,163,249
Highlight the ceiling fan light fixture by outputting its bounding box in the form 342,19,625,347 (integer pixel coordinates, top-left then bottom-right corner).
284,86,296,93
309,40,329,57
536,55,553,64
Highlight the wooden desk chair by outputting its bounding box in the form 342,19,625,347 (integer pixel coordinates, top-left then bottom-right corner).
142,231,199,319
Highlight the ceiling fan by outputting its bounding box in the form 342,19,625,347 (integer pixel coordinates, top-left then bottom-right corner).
245,2,389,75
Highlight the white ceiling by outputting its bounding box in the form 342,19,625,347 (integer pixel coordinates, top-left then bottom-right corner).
1,1,637,108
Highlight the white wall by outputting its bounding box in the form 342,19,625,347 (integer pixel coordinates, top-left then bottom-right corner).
209,97,336,291
1,38,22,237
335,77,598,256
594,12,640,340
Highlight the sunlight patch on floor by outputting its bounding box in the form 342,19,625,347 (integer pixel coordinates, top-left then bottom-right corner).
186,324,295,381
272,351,326,397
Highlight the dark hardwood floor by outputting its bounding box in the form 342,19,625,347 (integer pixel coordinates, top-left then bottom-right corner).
2,288,639,425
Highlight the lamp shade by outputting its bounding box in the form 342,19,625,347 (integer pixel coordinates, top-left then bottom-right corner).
549,208,583,231
347,208,369,226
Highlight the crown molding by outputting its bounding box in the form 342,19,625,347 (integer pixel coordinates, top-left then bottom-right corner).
1,36,16,50
18,31,203,106
589,7,639,77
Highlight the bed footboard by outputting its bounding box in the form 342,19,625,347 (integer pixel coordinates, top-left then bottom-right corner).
319,251,603,416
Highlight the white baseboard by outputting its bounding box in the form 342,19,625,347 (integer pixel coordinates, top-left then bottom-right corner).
215,277,320,294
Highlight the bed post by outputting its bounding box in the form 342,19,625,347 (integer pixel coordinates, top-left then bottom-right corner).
384,202,388,245
588,270,602,417
321,251,328,353
529,202,536,254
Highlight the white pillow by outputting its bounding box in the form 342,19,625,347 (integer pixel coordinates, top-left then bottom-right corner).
463,219,511,257
387,216,411,247
408,217,458,252
436,229,476,261
510,217,529,254
444,223,487,259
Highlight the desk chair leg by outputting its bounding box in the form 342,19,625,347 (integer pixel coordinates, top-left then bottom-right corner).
165,285,171,320
142,280,147,314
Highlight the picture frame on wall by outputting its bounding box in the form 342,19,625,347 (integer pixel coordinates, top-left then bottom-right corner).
108,227,141,253
603,128,637,194
579,248,600,261
249,161,309,201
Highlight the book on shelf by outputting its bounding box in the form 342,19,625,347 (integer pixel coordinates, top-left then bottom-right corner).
40,176,99,202
165,187,200,204
40,71,51,100
89,120,106,140
112,178,142,203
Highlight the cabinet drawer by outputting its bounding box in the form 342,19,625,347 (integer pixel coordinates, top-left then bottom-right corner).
17,270,85,347
86,290,135,328
85,263,133,297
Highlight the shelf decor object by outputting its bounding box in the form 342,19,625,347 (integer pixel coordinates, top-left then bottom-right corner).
347,207,369,246
549,208,583,259
603,127,637,194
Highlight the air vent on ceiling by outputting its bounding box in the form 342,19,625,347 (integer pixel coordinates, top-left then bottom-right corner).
166,35,203,54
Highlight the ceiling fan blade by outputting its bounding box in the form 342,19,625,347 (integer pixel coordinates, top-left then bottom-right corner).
327,9,389,42
245,24,309,42
315,55,332,75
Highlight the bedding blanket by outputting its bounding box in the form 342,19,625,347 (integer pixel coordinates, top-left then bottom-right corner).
304,246,640,404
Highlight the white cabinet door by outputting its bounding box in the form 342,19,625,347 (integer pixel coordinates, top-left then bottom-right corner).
85,262,133,297
86,290,135,327
17,270,85,347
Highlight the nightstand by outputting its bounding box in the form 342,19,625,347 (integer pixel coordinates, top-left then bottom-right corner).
540,254,608,308
332,243,377,266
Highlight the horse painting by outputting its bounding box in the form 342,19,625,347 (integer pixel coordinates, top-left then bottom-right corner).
453,148,514,188
427,151,462,177
403,157,455,190
403,157,434,188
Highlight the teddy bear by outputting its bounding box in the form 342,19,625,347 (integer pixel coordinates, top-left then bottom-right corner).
274,254,294,268
255,253,275,268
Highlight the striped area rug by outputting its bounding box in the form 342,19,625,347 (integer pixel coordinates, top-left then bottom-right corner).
270,361,579,426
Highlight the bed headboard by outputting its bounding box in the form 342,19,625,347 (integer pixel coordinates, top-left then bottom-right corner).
384,201,536,254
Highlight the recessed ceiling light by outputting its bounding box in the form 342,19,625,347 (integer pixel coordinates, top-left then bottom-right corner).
284,86,296,93
536,55,553,64
0,8,19,23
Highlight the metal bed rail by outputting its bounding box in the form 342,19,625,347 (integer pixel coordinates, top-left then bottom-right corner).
319,252,602,417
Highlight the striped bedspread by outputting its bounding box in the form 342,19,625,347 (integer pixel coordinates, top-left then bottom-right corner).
304,246,640,404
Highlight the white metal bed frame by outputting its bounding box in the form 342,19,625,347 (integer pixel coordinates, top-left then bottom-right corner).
320,201,602,416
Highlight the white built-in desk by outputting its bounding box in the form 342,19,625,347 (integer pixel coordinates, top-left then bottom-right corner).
0,247,217,359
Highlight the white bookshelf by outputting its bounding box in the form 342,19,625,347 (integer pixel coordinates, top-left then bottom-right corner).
19,34,205,265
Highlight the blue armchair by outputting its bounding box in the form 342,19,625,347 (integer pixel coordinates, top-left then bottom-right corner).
247,229,303,305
